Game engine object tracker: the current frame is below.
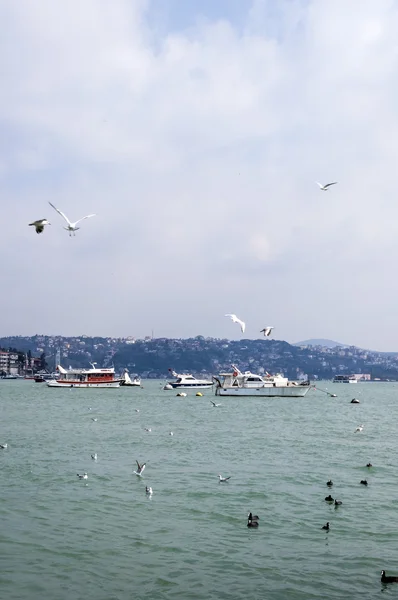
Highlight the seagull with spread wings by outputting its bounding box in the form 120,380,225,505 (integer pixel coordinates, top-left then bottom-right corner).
49,202,96,236
225,314,245,333
29,219,51,234
316,181,338,191
260,326,274,337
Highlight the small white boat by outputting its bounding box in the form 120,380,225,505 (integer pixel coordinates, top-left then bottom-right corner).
47,363,123,388
120,369,141,387
214,365,311,397
333,375,358,383
164,369,213,390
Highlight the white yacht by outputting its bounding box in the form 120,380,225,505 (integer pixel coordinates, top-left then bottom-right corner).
164,369,213,390
214,365,311,397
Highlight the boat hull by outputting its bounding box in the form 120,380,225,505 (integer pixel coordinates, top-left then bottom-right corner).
47,380,122,388
169,382,213,389
216,385,310,397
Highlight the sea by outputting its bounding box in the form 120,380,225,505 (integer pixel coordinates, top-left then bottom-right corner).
1,379,398,600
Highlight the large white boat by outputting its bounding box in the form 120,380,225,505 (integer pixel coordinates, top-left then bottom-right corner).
47,363,123,388
333,375,358,383
214,365,311,397
164,369,213,390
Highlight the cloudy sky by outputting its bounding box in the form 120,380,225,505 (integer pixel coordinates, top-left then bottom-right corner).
1,0,398,350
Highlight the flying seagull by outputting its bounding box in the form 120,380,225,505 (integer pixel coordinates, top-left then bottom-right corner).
210,400,221,407
48,201,96,236
225,314,245,333
29,219,51,234
218,474,231,482
316,181,338,191
134,460,146,476
260,326,274,337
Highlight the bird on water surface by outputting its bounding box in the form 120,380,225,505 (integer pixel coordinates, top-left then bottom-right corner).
381,570,398,583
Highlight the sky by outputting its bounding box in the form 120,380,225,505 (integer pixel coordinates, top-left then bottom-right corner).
1,0,398,350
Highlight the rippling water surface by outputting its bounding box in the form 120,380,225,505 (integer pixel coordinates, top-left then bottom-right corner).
1,380,398,599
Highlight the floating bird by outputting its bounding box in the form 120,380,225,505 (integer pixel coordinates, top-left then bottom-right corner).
351,398,360,404
134,460,146,476
327,480,333,487
316,181,338,191
135,409,140,412
29,219,51,234
334,500,342,506
381,570,398,584
169,432,174,436
325,495,334,502
176,392,187,397
355,424,364,433
77,473,88,480
225,314,246,333
218,474,231,482
144,427,151,432
366,462,373,468
260,326,274,337
210,400,221,407
49,201,96,236
91,418,98,422
145,486,153,495
0,443,8,449
360,479,368,486
322,522,330,530
91,453,97,460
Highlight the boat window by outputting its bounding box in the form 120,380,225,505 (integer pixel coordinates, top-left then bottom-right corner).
247,377,262,382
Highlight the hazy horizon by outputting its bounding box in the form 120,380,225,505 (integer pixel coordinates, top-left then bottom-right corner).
2,1,398,350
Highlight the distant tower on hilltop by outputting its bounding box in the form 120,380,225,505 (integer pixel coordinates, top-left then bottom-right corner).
55,348,61,370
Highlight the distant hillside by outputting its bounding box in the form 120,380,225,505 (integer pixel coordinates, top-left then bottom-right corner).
294,338,346,348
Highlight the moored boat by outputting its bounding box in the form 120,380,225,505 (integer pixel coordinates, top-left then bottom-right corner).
333,375,358,383
214,365,311,397
120,369,141,387
164,369,213,390
47,363,123,388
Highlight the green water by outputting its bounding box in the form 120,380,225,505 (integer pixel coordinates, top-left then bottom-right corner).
1,380,398,599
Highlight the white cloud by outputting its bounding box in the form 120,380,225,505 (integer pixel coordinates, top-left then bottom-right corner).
1,0,398,348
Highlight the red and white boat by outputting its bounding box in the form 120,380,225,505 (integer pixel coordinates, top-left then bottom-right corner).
46,363,123,388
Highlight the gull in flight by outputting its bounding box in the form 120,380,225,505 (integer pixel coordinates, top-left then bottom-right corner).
29,219,51,234
355,424,364,433
316,181,338,191
48,201,96,236
134,460,146,476
77,472,88,480
146,486,153,495
91,453,97,460
218,474,231,482
260,326,274,337
210,400,221,407
225,314,245,333
0,443,8,449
